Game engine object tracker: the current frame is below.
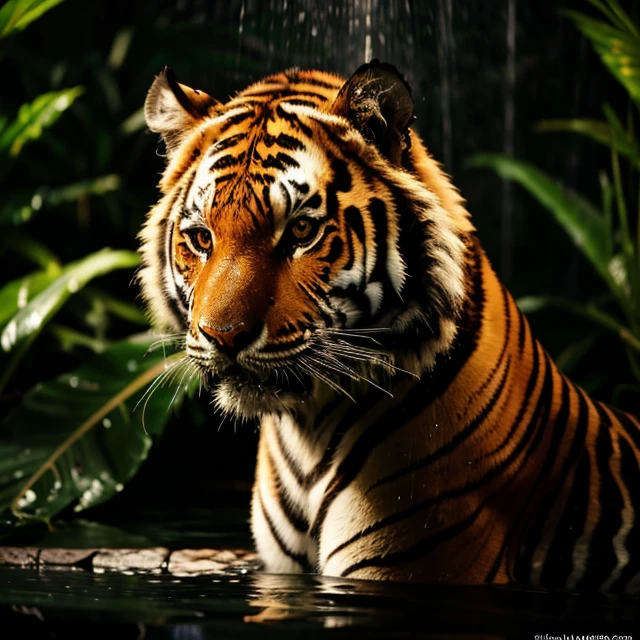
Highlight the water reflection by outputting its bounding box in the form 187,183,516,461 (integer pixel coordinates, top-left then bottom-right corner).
2,561,638,637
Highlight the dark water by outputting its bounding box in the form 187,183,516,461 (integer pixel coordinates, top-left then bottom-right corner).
4,564,640,639
2,509,640,639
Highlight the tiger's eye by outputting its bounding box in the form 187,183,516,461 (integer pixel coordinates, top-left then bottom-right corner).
292,218,314,241
195,230,212,250
186,227,213,254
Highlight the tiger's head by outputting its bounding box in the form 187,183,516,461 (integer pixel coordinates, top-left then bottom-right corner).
138,61,473,419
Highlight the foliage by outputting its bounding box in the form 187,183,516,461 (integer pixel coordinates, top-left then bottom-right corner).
470,0,640,403
0,339,186,524
0,0,279,536
0,0,66,39
0,0,194,532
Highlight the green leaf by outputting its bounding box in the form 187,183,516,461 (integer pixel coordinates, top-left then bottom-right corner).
0,248,139,355
0,338,187,521
534,118,640,166
50,324,107,354
0,87,84,159
468,154,611,284
0,269,60,330
0,175,122,228
0,0,66,39
515,294,640,352
585,0,639,37
564,8,640,107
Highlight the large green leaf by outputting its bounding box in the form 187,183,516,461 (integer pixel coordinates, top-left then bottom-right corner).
565,5,640,107
468,154,611,284
0,338,188,521
0,0,66,38
1,248,139,355
0,175,121,227
0,87,84,159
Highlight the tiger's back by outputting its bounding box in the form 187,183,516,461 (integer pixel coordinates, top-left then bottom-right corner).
139,62,640,591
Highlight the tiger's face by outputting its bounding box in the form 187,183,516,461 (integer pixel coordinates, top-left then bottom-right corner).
139,63,469,419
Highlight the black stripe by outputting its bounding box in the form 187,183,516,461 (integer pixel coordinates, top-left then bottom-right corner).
294,76,343,90
611,407,640,449
577,406,622,589
283,98,321,108
273,422,306,486
261,335,306,353
368,198,390,289
343,205,365,283
517,308,527,353
341,226,356,273
310,250,485,540
258,491,310,570
460,284,511,419
289,180,310,195
319,236,343,263
274,104,312,136
333,349,554,574
507,374,572,583
211,152,245,171
610,435,640,592
263,132,304,151
367,356,512,493
539,393,592,588
219,110,254,133
515,386,591,584
268,453,310,533
208,133,246,156
480,340,541,459
279,181,293,217
303,193,322,210
262,152,299,170
331,156,352,192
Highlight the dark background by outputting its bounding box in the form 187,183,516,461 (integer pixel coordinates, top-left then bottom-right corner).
1,0,635,516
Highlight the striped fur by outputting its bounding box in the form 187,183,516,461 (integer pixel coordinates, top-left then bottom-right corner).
139,63,640,590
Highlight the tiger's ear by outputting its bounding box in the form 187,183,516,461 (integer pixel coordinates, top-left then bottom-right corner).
145,67,221,156
332,60,415,164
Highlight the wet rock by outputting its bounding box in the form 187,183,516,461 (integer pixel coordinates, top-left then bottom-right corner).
0,547,39,567
39,549,96,566
93,547,169,571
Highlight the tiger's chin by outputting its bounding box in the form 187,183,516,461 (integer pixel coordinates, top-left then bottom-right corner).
207,368,313,421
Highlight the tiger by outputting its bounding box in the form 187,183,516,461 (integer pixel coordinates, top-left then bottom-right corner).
138,60,640,591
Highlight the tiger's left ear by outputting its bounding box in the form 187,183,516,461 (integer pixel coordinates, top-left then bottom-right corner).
145,67,221,157
332,60,415,164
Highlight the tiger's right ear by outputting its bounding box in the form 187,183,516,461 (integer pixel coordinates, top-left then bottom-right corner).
145,67,221,156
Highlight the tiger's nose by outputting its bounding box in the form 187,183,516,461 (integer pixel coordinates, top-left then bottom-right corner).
198,321,263,356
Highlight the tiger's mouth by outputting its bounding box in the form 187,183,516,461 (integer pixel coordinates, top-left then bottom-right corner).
205,363,313,396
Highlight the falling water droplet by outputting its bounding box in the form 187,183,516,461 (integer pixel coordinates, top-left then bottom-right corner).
2,321,17,352
18,489,37,508
30,194,43,211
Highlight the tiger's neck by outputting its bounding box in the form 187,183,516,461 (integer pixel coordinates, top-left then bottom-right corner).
256,237,594,582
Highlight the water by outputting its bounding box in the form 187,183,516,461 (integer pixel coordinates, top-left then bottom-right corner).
1,509,639,637
3,562,638,638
